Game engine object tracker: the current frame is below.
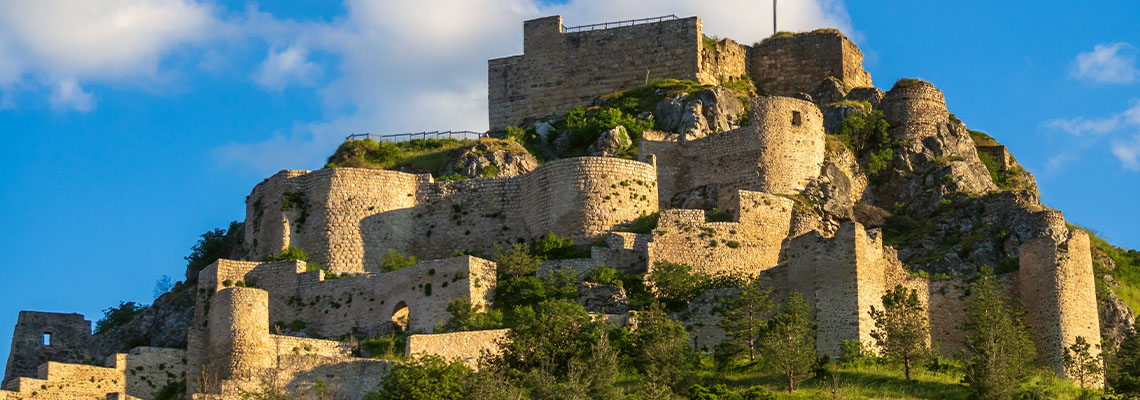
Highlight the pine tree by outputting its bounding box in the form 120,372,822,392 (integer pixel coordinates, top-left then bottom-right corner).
1108,324,1140,395
717,279,774,363
757,291,816,392
869,284,930,380
961,267,1037,400
1063,336,1103,389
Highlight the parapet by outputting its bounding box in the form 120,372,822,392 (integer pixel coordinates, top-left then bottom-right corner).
748,29,873,96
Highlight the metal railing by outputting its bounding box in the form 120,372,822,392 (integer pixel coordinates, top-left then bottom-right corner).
562,15,679,33
345,130,487,142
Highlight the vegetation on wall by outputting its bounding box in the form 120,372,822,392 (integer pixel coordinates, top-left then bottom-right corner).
325,138,531,177
830,108,901,180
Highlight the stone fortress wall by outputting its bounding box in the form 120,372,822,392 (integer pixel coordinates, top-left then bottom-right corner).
0,345,185,400
640,96,825,209
246,157,658,274
489,15,871,129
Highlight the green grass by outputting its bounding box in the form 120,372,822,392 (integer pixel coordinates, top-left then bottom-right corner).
695,363,969,399
325,138,529,177
967,130,1001,147
1077,225,1140,315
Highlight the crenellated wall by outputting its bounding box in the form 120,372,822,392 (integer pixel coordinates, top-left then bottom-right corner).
246,157,658,274
641,96,825,208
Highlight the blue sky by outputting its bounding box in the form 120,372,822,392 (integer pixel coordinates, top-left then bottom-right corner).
1,0,1138,365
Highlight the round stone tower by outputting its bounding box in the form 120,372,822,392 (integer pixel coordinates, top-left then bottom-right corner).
751,96,825,195
208,287,273,382
880,79,949,133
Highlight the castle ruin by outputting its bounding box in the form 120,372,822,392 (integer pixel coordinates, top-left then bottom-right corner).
1,14,1106,399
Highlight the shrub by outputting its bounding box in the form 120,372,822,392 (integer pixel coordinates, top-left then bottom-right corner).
494,299,599,375
95,302,146,335
564,105,653,156
531,232,589,260
582,266,620,286
184,221,244,283
265,246,309,262
362,332,409,359
380,249,417,272
503,126,526,143
371,355,471,400
620,212,660,234
439,298,503,332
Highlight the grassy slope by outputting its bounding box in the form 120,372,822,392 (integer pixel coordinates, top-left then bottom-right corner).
1083,228,1140,314
325,138,528,177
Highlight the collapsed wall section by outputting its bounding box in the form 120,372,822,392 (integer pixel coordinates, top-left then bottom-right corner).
748,30,873,96
489,15,704,129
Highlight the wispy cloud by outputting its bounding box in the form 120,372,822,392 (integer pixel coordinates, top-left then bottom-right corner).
1045,101,1140,172
253,44,321,91
1112,135,1140,171
214,0,857,175
1071,42,1139,84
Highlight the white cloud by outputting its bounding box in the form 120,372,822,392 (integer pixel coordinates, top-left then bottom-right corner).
0,0,222,108
217,0,855,174
1045,152,1079,173
1071,42,1139,84
1045,101,1140,136
1112,135,1140,171
48,78,94,112
253,44,321,91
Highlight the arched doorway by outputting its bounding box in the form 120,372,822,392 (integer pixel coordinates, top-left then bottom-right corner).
390,301,409,332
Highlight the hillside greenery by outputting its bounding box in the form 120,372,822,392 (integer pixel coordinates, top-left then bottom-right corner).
325,137,529,177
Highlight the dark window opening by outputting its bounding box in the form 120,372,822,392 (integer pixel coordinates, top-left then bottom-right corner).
43,332,51,346
792,111,802,126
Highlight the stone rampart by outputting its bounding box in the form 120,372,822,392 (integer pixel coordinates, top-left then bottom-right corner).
748,30,872,96
489,16,704,129
196,256,496,339
405,329,509,369
646,191,793,277
640,97,824,207
1019,229,1102,385
0,347,185,400
2,312,92,390
246,157,657,274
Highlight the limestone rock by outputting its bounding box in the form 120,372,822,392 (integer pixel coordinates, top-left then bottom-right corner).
576,282,630,314
668,184,717,210
853,203,890,228
587,125,631,157
89,282,195,362
845,87,884,108
679,100,709,140
652,93,687,133
697,86,745,133
442,140,538,178
1100,280,1137,347
811,77,847,104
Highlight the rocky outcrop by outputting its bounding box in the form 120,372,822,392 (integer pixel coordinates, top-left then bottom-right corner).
587,126,631,157
442,140,538,178
576,282,630,314
653,86,745,139
90,282,195,362
668,184,718,210
1100,282,1137,347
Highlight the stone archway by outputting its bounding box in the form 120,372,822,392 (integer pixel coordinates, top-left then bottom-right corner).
391,301,409,332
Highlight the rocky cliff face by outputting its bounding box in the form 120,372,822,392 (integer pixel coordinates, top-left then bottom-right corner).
89,282,195,362
441,140,538,179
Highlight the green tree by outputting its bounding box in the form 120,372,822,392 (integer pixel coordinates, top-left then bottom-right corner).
632,302,696,396
184,221,244,283
495,299,599,376
570,330,623,400
439,298,503,332
380,249,416,272
370,355,471,400
1063,336,1103,389
1107,325,1140,395
94,301,146,335
758,291,816,392
717,279,773,363
869,285,931,380
961,267,1037,400
646,261,707,310
497,243,541,280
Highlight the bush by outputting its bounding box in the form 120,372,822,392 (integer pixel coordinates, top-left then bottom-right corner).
184,221,244,283
563,105,653,156
439,298,503,332
531,232,589,260
620,212,660,234
370,355,471,400
95,302,146,335
265,246,309,262
362,332,409,359
380,249,417,272
495,299,599,375
582,266,620,286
